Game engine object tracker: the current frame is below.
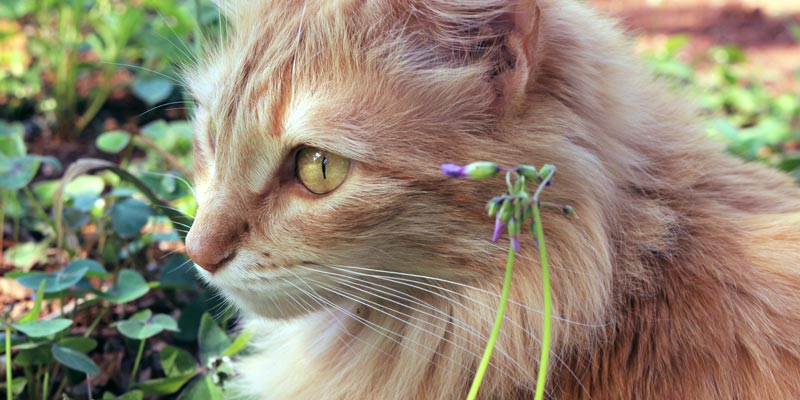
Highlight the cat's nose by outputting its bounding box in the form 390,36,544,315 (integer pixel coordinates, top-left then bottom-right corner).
185,214,247,274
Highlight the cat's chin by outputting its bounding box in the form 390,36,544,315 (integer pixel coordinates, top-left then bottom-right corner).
195,263,356,321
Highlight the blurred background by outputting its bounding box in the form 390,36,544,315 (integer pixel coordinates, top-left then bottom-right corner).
0,0,798,399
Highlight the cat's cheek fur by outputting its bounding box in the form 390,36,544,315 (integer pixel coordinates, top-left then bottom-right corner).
186,0,800,399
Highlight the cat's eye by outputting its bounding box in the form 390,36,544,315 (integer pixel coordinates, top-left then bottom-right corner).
295,147,350,194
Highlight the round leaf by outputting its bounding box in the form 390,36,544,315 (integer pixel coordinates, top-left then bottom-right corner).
16,265,89,293
152,314,179,332
102,269,150,304
59,337,98,353
96,130,132,154
160,346,197,377
177,375,223,400
133,374,196,396
0,155,40,190
198,313,231,364
117,320,165,340
132,76,175,106
14,318,73,337
67,258,110,278
111,198,152,238
52,344,100,376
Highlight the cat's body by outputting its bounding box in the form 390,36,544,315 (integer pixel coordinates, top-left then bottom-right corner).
184,0,800,398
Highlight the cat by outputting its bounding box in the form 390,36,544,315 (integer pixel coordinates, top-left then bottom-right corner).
183,0,800,398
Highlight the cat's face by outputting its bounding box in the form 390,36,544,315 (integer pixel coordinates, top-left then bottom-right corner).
184,1,530,320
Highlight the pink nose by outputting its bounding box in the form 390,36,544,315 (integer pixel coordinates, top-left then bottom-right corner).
185,215,247,273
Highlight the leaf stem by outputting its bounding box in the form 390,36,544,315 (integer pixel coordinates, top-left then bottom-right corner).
466,243,515,400
83,305,110,338
4,326,11,400
129,339,146,386
532,204,552,400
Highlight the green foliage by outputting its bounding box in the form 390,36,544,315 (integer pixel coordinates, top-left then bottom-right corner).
646,37,800,180
0,0,223,138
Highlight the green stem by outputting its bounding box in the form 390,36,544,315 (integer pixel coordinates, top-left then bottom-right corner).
466,243,515,400
83,306,109,338
5,327,11,400
42,367,49,399
532,205,552,400
0,192,5,263
22,188,55,234
129,339,146,386
51,376,67,400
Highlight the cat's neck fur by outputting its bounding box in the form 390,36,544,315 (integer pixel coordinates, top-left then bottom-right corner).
225,1,800,399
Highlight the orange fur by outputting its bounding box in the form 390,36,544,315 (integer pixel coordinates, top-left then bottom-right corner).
184,1,800,398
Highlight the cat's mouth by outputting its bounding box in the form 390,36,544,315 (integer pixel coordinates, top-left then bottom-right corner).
196,260,357,320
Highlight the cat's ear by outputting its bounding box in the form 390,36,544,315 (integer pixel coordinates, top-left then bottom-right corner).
490,1,544,116
415,1,544,116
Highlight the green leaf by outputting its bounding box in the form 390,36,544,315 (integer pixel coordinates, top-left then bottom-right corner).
0,377,27,397
67,258,111,278
129,309,153,322
14,345,52,366
198,314,231,364
101,269,149,304
159,254,198,289
17,281,46,323
116,311,178,340
96,130,132,154
221,328,253,357
133,374,196,396
161,345,197,377
114,391,144,400
111,198,152,238
117,320,164,340
0,155,40,190
0,120,23,136
131,76,174,106
177,375,223,400
14,318,72,337
59,337,98,353
65,175,106,198
16,265,90,293
5,241,48,271
152,314,179,332
52,344,100,376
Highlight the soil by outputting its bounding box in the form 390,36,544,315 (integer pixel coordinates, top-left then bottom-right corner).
592,0,800,93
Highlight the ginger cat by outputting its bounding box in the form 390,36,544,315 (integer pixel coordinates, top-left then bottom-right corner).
184,0,800,398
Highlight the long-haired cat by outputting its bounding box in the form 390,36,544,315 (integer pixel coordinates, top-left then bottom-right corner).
183,0,800,398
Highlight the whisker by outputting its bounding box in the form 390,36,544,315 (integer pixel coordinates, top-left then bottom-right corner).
329,265,607,328
136,101,194,118
300,278,472,380
316,271,526,378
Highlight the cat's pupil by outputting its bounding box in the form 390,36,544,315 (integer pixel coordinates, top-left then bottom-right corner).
321,156,328,179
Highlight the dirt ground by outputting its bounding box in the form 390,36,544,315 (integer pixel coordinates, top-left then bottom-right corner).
592,0,800,92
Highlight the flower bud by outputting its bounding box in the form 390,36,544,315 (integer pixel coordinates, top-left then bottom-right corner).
441,163,466,178
530,222,540,249
523,205,532,221
492,214,505,242
516,165,539,181
463,162,500,179
498,199,513,223
562,205,576,217
486,197,502,217
539,164,556,183
508,217,521,252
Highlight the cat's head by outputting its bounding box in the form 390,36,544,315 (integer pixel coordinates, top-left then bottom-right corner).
184,0,614,321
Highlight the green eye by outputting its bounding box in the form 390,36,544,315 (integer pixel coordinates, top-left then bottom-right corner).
296,147,350,194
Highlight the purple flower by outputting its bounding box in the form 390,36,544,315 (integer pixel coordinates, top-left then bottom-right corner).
510,237,521,252
492,214,505,242
441,163,466,178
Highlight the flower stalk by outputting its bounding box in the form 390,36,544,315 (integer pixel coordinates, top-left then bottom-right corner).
441,162,573,400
